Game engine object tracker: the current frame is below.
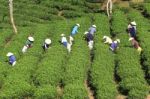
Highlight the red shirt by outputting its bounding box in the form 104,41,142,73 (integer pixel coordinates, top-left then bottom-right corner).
131,39,139,49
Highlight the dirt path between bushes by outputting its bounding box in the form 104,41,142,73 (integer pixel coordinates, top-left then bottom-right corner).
57,85,63,98
116,94,127,99
146,95,150,99
84,80,94,99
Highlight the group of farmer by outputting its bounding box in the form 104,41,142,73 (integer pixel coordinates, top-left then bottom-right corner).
6,23,80,66
6,21,142,66
127,21,142,53
103,36,120,52
6,36,52,66
102,21,142,53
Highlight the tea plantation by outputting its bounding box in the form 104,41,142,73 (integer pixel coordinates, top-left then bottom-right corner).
0,0,150,99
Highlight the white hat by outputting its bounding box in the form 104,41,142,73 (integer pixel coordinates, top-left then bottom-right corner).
84,31,89,35
116,39,120,43
61,34,65,37
45,39,51,44
28,37,34,42
131,21,136,26
6,52,13,57
103,36,107,39
92,25,96,28
129,37,134,41
114,41,118,44
76,23,80,27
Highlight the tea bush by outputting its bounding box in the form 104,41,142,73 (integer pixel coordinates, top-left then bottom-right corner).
127,9,150,84
91,14,118,99
112,9,149,99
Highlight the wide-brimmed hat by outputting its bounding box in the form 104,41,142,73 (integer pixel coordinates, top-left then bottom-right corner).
28,37,34,42
114,41,118,44
103,35,107,39
6,52,13,57
116,39,120,43
45,39,51,44
131,21,136,26
76,23,80,27
92,25,96,28
61,34,65,37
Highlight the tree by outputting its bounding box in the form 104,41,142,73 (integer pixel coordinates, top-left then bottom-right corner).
9,0,18,34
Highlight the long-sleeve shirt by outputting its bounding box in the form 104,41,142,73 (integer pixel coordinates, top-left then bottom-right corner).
25,40,33,47
9,55,16,64
42,43,50,50
129,26,136,38
87,33,93,42
71,26,79,36
61,37,67,43
128,24,132,29
88,27,96,35
103,37,112,44
131,39,139,49
110,42,118,51
61,37,68,47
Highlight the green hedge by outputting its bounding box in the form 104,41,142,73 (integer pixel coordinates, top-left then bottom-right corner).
111,9,128,35
143,3,150,16
33,85,57,99
63,84,88,99
91,14,117,99
112,9,149,99
62,17,91,98
127,9,150,84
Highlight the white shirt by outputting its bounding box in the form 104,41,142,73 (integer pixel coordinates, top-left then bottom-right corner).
104,36,112,44
61,37,67,43
128,24,132,29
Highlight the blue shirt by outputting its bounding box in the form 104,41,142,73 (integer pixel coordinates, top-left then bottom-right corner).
71,26,79,36
110,42,118,51
88,27,96,35
9,55,16,64
129,26,136,37
87,33,93,42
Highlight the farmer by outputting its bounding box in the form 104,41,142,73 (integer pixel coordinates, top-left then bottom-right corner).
110,39,120,52
61,34,72,53
42,38,52,51
103,35,112,44
84,31,94,50
128,21,137,39
22,36,34,53
6,52,16,66
70,23,80,36
88,25,96,36
69,23,80,43
129,37,142,54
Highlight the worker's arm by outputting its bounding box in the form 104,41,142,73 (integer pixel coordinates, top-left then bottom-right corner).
76,29,78,33
95,28,96,32
75,27,78,33
103,38,108,43
104,40,108,43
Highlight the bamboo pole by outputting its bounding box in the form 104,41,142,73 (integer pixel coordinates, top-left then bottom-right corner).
9,0,17,34
107,0,113,18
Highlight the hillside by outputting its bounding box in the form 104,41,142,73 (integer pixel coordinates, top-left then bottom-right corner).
0,0,150,99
